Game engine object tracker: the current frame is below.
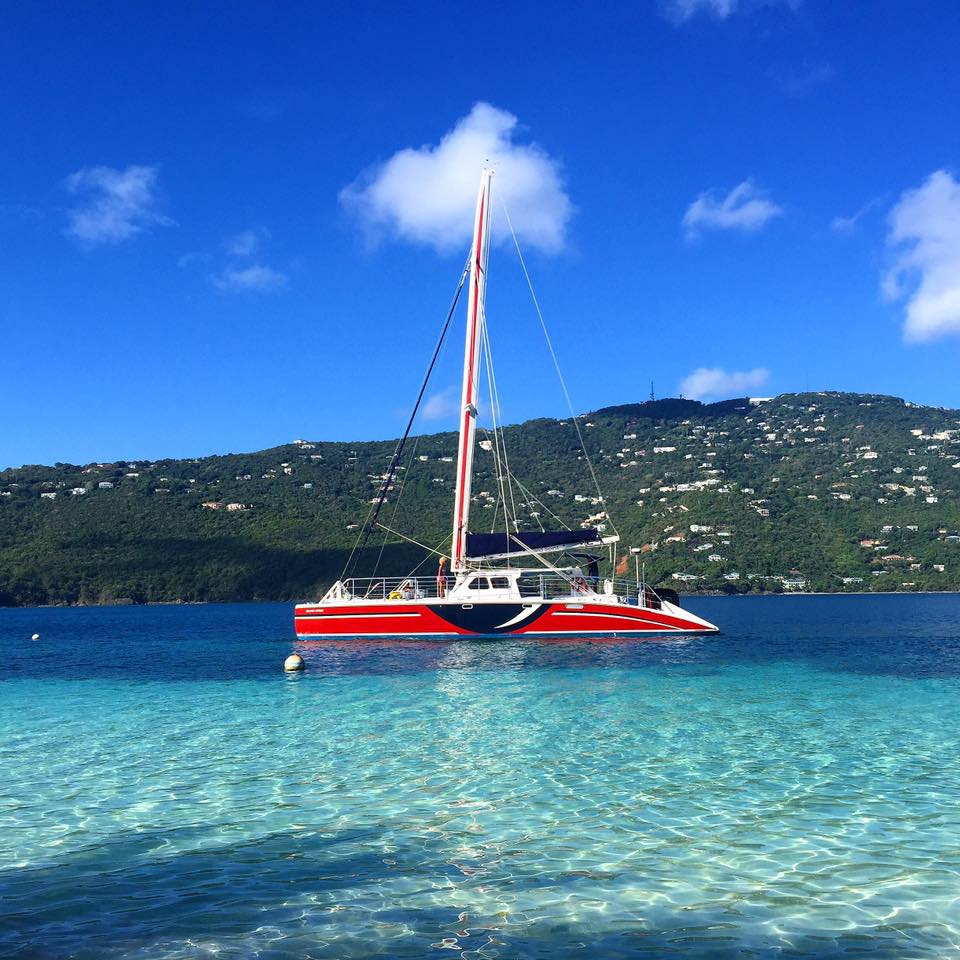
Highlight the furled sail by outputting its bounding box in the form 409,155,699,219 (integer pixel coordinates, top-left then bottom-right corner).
451,170,493,573
465,530,604,560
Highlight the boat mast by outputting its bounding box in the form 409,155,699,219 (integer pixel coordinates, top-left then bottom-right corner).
451,169,493,573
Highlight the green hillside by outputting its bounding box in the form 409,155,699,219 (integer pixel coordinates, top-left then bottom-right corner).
3,391,960,605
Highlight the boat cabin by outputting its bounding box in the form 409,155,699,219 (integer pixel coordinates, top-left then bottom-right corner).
323,566,624,604
449,567,607,601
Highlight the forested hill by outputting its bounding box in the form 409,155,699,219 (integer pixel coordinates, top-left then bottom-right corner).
3,391,960,606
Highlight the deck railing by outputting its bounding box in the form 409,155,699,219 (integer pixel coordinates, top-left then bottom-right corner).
322,574,669,608
334,576,444,601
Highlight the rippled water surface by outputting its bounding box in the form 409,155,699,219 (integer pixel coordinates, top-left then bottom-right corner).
2,596,960,958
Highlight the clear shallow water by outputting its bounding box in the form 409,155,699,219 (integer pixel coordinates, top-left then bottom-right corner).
1,596,959,959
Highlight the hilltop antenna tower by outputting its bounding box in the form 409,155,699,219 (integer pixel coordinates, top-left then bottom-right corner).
649,381,655,402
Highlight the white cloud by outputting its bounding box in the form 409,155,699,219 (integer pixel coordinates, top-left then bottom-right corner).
340,102,572,254
421,386,460,422
211,264,287,293
227,229,267,257
207,229,286,293
776,60,835,96
683,180,783,239
831,195,885,234
65,164,171,246
885,170,960,343
177,251,211,269
663,0,737,21
662,0,797,24
680,367,770,400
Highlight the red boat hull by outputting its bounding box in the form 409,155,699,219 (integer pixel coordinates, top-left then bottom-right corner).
294,598,714,638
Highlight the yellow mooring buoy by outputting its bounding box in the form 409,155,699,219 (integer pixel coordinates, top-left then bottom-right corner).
284,654,305,672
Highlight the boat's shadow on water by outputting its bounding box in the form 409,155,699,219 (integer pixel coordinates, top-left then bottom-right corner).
0,825,943,959
293,625,960,680
293,634,723,678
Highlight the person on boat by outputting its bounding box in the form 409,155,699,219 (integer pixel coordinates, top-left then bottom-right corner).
436,556,448,598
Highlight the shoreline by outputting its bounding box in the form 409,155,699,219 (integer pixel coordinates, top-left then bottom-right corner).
699,589,960,598
4,589,960,611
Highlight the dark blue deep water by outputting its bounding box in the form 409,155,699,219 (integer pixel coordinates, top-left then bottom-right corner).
1,595,959,958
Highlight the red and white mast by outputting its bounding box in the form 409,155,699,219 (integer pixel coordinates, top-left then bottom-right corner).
451,170,493,573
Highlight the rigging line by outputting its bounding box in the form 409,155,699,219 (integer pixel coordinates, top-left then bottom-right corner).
404,532,454,579
480,307,520,569
478,424,509,534
478,299,520,533
520,481,570,531
480,427,510,536
477,432,504,539
489,496,500,534
510,472,545,532
340,255,471,581
371,432,421,577
477,319,514,546
505,533,581,587
375,522,448,560
507,470,571,532
358,532,449,597
501,201,621,541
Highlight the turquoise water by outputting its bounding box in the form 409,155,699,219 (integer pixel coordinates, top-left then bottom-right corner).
1,596,959,958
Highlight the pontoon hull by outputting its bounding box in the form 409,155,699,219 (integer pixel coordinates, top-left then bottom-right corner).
294,598,717,638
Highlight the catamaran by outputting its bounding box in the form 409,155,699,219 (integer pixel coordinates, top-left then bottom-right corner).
295,171,718,638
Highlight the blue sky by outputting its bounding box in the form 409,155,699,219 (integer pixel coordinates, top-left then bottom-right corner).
2,0,960,469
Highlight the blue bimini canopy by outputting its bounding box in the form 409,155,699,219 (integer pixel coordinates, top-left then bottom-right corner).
465,530,602,559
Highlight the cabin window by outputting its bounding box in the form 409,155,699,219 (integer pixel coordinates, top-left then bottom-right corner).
518,574,543,597
490,577,510,589
468,577,490,590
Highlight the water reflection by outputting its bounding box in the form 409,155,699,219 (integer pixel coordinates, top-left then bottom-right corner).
3,597,960,958
294,633,709,677
293,595,960,680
